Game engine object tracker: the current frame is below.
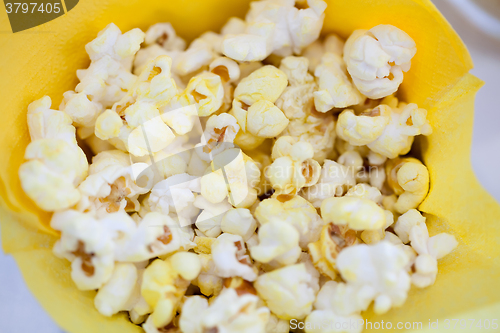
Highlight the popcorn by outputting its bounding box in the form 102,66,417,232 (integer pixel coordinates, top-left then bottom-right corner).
222,0,326,61
308,223,358,279
51,210,136,290
313,52,363,111
246,100,289,138
141,252,201,328
255,263,316,320
345,183,383,204
59,91,102,128
266,314,290,333
233,65,288,106
344,24,417,99
148,173,201,226
144,23,186,51
221,208,258,241
197,113,239,161
255,193,324,249
305,281,363,333
386,157,430,214
249,220,302,266
211,233,258,281
85,23,145,70
173,38,215,76
182,71,224,116
19,97,89,211
94,263,138,316
336,103,432,158
276,56,336,163
194,253,224,296
321,196,386,230
194,196,232,238
266,136,321,195
180,288,270,333
394,210,457,288
302,33,345,72
77,150,151,216
301,159,357,208
335,241,411,315
209,57,240,83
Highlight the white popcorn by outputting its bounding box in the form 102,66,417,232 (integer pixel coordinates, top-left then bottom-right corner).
221,208,258,241
266,136,320,195
249,220,301,266
19,97,89,211
222,0,326,61
255,193,324,249
345,183,383,204
133,44,178,76
197,113,239,161
94,263,138,317
148,173,201,227
209,57,240,83
194,196,232,238
211,233,258,281
266,314,290,333
51,210,136,290
247,99,289,138
335,241,411,315
255,263,316,320
142,252,201,328
173,38,215,76
180,288,270,333
336,103,432,158
387,157,430,213
144,23,186,51
221,17,248,35
344,25,416,99
394,210,457,288
194,253,224,296
321,196,386,231
182,71,224,117
302,33,345,72
59,90,102,128
314,53,363,111
85,23,145,70
301,159,356,208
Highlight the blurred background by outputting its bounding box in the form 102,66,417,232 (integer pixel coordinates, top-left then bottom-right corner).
1,0,499,332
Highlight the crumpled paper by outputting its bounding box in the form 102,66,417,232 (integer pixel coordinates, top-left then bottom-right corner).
0,0,499,332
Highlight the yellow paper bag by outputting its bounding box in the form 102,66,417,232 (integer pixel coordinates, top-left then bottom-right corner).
0,1,499,332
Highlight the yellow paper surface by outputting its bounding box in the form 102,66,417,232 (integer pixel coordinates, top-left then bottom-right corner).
0,1,499,332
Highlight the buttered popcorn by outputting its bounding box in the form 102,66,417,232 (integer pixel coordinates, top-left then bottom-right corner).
19,3,458,332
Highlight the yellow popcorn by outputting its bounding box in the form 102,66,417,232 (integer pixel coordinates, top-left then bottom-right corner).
197,113,239,161
266,136,321,195
345,183,383,203
211,233,258,281
234,65,288,105
308,223,358,279
334,241,411,315
344,24,416,99
141,252,201,328
133,44,177,77
314,52,364,111
19,97,89,211
144,23,186,51
94,263,138,317
60,91,102,128
321,196,386,230
359,210,394,244
255,193,324,248
249,220,302,266
183,71,224,116
193,253,224,296
393,209,426,244
247,100,289,138
386,157,430,214
221,208,258,241
266,314,290,333
209,57,240,83
85,23,145,70
173,38,215,76
336,106,390,146
301,159,356,208
255,263,316,320
180,288,270,333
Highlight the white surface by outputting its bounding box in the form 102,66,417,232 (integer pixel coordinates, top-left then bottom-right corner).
1,1,499,332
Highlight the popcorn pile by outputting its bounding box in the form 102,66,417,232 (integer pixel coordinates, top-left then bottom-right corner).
19,1,458,332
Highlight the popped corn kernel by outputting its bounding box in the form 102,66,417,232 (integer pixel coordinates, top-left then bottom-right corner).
183,71,224,116
345,183,383,204
266,136,320,195
255,193,324,248
221,208,258,241
386,157,430,214
197,113,239,161
308,223,358,279
211,233,258,281
194,196,232,238
209,57,241,83
336,106,391,146
255,263,316,320
144,23,186,51
173,38,215,76
60,90,102,128
85,23,145,70
249,220,302,266
344,24,416,99
247,99,289,138
302,33,345,72
314,52,363,111
194,253,224,296
180,288,270,333
321,196,386,230
141,252,201,328
233,65,288,105
95,263,138,317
